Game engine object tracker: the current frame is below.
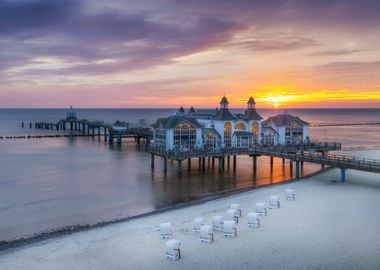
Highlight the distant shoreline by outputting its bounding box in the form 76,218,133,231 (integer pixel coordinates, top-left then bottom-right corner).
0,167,332,252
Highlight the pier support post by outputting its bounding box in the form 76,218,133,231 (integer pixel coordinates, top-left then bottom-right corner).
233,155,236,171
270,156,274,170
109,133,114,144
218,158,223,173
296,160,300,178
117,134,122,145
321,152,326,169
198,157,202,170
163,158,167,174
188,158,191,170
340,168,346,183
289,160,293,176
212,157,215,169
178,160,182,175
151,154,155,172
227,156,230,169
202,157,206,173
252,155,257,173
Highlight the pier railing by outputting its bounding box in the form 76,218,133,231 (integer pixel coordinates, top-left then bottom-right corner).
149,144,380,173
149,142,342,160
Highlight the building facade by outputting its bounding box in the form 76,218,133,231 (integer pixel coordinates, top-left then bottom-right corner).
152,96,309,150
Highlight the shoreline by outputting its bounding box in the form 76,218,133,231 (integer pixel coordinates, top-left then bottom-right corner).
1,167,379,270
0,167,332,252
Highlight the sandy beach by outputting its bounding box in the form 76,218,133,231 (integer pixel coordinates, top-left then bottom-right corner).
0,168,379,270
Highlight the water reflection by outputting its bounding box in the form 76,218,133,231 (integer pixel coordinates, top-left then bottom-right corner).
0,137,320,241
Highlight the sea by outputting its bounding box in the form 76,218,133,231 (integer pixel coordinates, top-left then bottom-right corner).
0,108,379,242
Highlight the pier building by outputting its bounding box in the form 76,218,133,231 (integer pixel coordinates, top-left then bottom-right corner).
263,112,309,145
151,96,308,150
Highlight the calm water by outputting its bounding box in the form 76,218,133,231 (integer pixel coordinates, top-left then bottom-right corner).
0,108,379,241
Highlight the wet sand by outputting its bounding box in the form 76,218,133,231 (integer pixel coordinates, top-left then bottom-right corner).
0,168,379,270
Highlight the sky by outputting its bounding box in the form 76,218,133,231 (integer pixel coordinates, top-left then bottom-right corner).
0,0,379,108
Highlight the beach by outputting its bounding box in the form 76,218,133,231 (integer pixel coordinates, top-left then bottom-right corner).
1,168,379,270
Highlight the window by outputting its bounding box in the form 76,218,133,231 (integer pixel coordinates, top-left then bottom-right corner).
173,122,197,149
224,122,232,147
286,121,303,144
251,122,259,143
204,132,217,148
234,122,246,130
155,128,166,148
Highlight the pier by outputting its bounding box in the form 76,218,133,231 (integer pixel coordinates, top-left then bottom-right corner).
34,119,153,146
149,143,380,181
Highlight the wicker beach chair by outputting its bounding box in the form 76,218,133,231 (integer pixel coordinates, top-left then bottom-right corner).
269,195,280,209
230,203,242,217
255,202,267,216
165,239,181,261
212,215,224,232
226,209,239,224
223,220,237,238
247,212,260,228
200,225,214,243
285,188,296,200
160,223,173,239
193,217,206,232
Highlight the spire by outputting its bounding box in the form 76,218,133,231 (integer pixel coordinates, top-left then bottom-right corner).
189,106,195,113
247,96,256,109
220,96,229,109
178,106,185,114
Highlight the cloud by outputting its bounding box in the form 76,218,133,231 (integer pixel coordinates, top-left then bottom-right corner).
0,1,244,79
308,49,366,56
232,36,319,53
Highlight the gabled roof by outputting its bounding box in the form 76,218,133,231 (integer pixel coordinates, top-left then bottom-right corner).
152,115,203,129
263,113,309,126
261,126,278,135
202,128,221,138
242,108,263,121
213,109,236,120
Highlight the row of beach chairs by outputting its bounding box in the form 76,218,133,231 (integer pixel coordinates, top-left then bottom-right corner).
162,188,296,260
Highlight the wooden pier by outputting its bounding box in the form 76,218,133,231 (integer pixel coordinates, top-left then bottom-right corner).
34,119,153,145
149,143,380,182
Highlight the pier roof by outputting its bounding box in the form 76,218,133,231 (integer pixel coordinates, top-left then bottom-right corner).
263,113,309,126
242,108,263,121
152,115,203,129
213,108,236,120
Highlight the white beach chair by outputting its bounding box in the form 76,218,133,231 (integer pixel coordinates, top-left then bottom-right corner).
200,225,214,243
193,217,206,232
226,209,239,224
165,239,181,261
247,212,260,228
160,223,173,239
230,203,242,217
223,220,237,238
255,202,267,216
269,195,280,209
285,188,296,200
212,215,224,232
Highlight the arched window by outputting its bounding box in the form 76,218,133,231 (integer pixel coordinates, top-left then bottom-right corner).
224,122,232,147
234,122,246,130
251,122,259,142
173,122,196,149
